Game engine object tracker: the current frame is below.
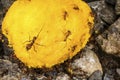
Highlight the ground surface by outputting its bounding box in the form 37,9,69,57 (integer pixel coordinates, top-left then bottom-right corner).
0,0,120,80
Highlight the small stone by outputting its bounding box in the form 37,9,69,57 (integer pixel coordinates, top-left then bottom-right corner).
100,4,117,25
36,76,47,80
96,18,120,57
1,75,18,80
1,0,14,9
88,70,102,80
0,59,21,79
105,0,116,5
56,73,70,80
103,73,115,80
89,1,107,34
70,48,102,79
0,59,12,75
116,68,120,75
115,0,120,15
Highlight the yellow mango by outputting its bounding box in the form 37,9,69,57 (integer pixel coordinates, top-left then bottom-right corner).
2,0,94,68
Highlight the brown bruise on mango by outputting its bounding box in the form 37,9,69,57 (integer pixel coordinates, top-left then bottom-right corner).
2,0,94,68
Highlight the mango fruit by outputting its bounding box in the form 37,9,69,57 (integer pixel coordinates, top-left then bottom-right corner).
2,0,94,68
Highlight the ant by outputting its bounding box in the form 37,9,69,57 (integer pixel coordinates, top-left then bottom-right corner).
61,30,72,49
63,30,71,41
25,25,44,51
63,11,68,20
73,5,79,10
71,45,77,52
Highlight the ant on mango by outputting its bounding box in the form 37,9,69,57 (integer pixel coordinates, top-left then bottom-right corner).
61,29,72,49
25,25,45,52
63,30,71,41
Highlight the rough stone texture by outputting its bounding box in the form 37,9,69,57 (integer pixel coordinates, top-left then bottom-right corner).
103,72,115,80
70,48,102,79
115,0,120,15
100,4,117,25
1,0,14,9
36,75,47,80
96,18,120,56
0,59,21,80
105,0,116,5
89,1,106,34
56,73,70,80
116,68,120,75
0,58,51,80
88,70,102,80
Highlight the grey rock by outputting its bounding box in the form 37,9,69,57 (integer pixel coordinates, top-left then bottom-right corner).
96,18,120,56
1,75,19,80
36,75,47,80
70,48,102,79
105,0,116,5
1,0,14,9
72,77,87,80
89,1,106,34
88,70,102,80
116,68,120,75
103,72,115,80
115,0,120,15
100,4,117,25
0,59,21,79
56,73,70,80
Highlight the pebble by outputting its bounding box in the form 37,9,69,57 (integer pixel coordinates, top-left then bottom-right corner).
116,68,120,75
56,73,70,80
69,48,102,79
96,18,120,57
103,73,114,80
89,1,107,34
1,0,14,9
0,59,21,79
115,0,120,15
100,4,117,25
88,70,102,80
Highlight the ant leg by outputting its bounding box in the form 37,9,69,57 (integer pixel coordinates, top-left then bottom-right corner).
36,43,45,47
23,34,32,44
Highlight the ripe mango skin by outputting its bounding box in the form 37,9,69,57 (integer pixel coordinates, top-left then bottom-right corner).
2,0,94,68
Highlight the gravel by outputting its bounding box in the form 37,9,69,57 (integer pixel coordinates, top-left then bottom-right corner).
69,48,102,79
115,0,120,15
96,18,120,56
0,0,120,80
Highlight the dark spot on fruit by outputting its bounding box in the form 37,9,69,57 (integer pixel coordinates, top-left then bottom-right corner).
63,11,68,20
71,45,77,52
64,30,71,41
73,5,79,10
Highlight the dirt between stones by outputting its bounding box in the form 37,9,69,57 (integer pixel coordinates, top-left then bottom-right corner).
0,0,120,80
